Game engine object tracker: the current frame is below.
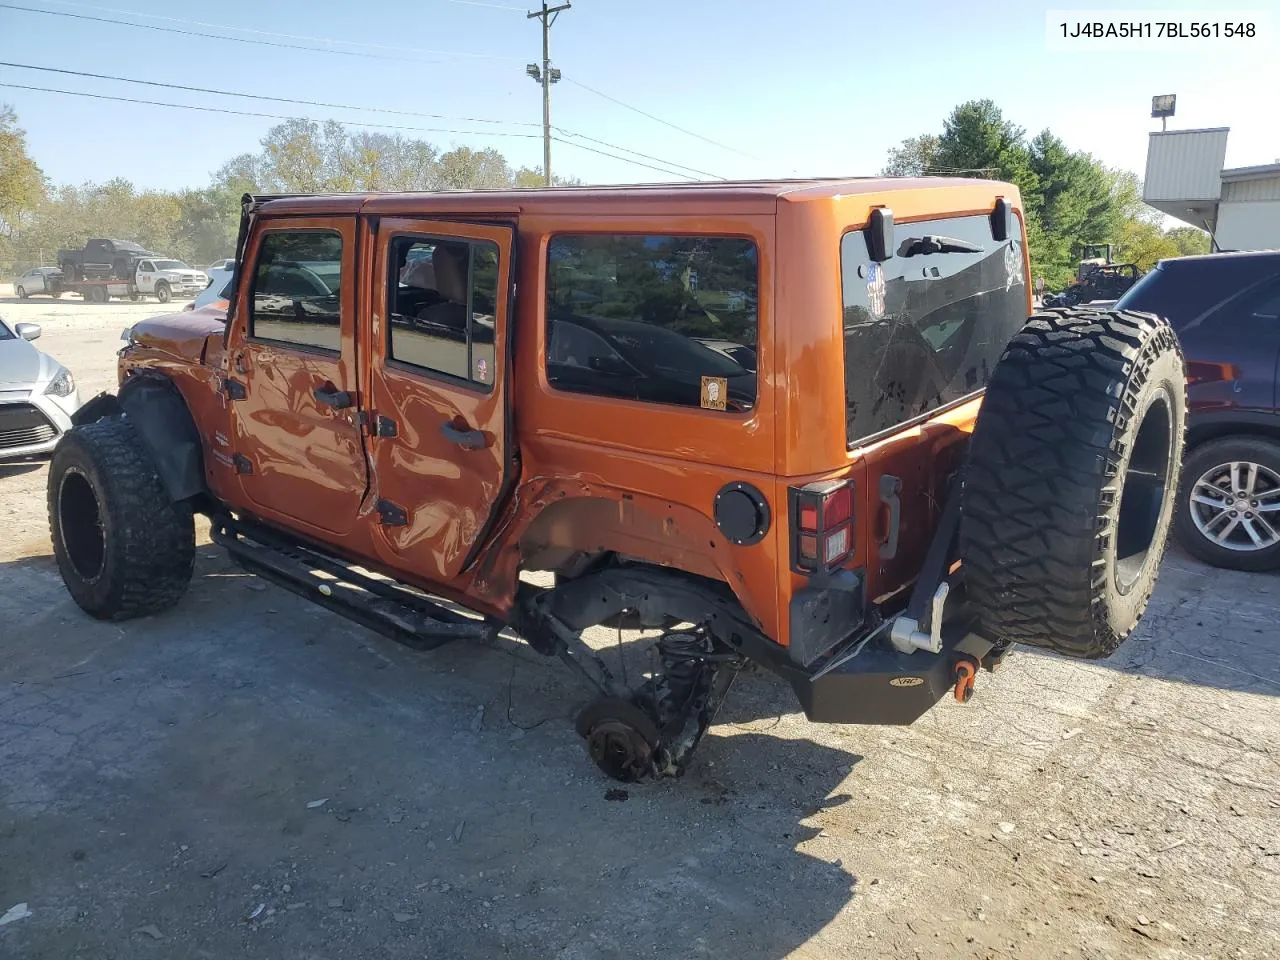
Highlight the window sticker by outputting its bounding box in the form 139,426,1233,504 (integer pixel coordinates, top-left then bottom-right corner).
866,261,886,318
700,376,728,411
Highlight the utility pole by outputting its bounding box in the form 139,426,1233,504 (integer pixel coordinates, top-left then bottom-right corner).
526,2,570,186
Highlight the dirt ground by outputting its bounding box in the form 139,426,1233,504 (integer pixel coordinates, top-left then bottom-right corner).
1,293,1277,960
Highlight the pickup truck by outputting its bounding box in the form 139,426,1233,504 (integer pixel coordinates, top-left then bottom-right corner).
52,257,210,304
57,238,157,281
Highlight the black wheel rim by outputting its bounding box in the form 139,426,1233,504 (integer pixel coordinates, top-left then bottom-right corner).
59,469,106,582
1114,389,1173,594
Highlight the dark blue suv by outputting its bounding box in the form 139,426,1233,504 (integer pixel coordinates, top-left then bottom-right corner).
1117,251,1280,571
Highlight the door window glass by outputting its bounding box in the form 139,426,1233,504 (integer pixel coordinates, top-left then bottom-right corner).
387,236,499,389
544,234,758,411
250,230,343,352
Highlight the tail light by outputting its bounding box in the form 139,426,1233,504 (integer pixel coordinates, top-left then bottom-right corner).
790,479,854,573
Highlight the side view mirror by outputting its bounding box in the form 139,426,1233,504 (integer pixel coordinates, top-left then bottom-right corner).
15,322,41,341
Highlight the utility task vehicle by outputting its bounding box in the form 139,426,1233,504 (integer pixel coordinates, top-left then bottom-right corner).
47,181,1187,783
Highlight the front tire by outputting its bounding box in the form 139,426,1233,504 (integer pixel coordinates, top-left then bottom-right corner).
960,308,1187,659
155,281,171,303
48,416,195,620
16,285,27,299
1174,436,1280,572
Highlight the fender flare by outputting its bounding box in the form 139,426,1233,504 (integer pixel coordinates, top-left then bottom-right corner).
71,374,206,503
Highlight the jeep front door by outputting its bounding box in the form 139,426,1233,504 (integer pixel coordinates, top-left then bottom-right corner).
227,216,367,537
365,219,513,582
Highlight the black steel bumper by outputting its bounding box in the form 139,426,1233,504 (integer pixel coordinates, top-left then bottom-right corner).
785,603,989,726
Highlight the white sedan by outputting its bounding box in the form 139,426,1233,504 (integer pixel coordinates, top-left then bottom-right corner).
14,267,63,299
0,314,81,460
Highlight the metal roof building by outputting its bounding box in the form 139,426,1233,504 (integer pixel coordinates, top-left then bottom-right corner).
1144,129,1280,252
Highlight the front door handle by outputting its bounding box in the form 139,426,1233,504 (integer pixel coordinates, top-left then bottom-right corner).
313,384,353,409
441,421,487,451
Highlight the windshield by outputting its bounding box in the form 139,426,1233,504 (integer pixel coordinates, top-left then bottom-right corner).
152,260,188,271
840,212,1028,445
0,316,13,340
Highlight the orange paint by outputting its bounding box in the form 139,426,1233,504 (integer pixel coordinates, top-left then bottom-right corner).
119,179,1030,646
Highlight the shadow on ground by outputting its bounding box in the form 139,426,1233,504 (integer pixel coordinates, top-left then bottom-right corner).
1020,543,1279,698
0,461,45,480
0,552,861,960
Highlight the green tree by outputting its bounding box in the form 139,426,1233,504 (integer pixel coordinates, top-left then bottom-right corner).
930,101,1050,278
0,104,47,269
880,135,940,177
218,120,562,194
1026,132,1126,288
1114,218,1180,271
1167,225,1211,257
877,100,1206,291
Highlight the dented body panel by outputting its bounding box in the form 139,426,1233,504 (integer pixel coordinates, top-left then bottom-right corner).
116,178,1031,654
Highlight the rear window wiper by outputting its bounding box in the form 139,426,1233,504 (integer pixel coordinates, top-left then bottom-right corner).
899,235,983,257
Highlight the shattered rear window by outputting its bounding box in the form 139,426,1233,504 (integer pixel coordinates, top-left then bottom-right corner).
840,213,1027,446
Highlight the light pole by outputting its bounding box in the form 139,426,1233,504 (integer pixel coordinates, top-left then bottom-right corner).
527,2,570,186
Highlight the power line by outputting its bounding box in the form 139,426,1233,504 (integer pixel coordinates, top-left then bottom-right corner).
0,61,539,128
0,82,713,180
8,1,758,167
0,82,544,140
7,2,759,167
0,61,723,179
552,128,725,180
550,138,697,181
0,3,514,64
36,0,526,55
564,77,763,162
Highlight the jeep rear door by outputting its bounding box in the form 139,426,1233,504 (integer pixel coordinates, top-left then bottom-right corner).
363,218,514,582
226,215,368,537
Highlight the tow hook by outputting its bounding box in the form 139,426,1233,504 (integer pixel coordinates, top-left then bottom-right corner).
951,653,981,703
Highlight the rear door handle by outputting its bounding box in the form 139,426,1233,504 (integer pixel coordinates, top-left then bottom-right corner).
440,421,487,451
878,474,902,560
313,384,353,409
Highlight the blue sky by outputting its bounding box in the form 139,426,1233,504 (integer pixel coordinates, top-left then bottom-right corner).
2,0,1277,191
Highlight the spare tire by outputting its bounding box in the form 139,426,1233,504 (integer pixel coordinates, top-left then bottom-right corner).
959,308,1186,659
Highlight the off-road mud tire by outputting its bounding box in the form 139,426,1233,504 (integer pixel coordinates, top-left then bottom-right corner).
48,416,195,620
959,308,1186,659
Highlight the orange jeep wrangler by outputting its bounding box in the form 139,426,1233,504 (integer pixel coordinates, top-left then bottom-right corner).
48,179,1186,782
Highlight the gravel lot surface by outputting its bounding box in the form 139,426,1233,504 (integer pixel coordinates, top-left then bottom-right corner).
2,292,1277,960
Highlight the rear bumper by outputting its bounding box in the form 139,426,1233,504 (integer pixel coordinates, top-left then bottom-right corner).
786,598,990,725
